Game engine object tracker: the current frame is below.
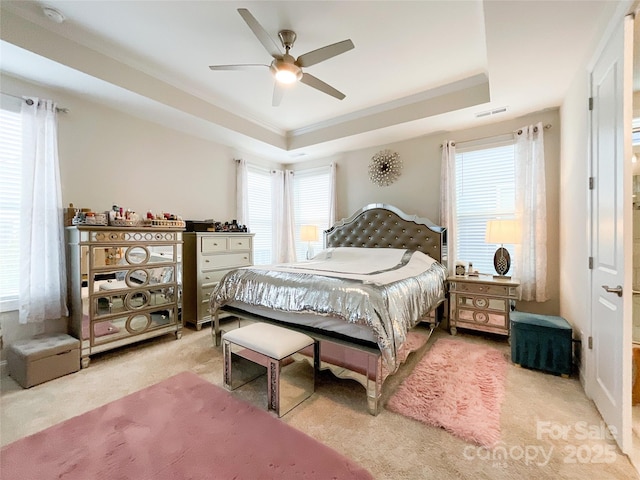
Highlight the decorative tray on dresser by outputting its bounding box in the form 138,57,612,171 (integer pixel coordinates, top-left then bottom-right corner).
66,225,183,368
448,275,520,337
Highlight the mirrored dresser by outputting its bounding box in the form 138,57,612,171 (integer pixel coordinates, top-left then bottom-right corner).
66,226,183,367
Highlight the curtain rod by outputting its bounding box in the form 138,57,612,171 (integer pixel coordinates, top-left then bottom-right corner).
440,123,552,148
0,91,69,113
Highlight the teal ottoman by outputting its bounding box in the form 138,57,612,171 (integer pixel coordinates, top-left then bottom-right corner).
510,311,572,377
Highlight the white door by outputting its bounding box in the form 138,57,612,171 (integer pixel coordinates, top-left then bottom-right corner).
589,15,633,453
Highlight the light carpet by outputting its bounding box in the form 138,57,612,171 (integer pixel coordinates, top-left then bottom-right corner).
1,371,373,480
386,337,508,447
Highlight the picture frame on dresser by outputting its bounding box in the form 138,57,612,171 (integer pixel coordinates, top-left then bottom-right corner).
182,232,254,330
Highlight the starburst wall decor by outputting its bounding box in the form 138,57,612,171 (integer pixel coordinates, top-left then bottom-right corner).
368,150,402,186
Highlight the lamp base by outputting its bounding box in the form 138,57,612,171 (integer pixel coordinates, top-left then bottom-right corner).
306,243,314,260
493,246,511,277
492,274,512,280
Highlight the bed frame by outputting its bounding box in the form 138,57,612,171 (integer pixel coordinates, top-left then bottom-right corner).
211,203,447,415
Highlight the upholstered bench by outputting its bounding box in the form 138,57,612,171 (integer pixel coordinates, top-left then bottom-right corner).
510,311,572,377
7,333,80,388
222,322,316,417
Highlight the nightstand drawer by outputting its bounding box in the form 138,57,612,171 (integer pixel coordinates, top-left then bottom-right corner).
201,237,228,253
457,308,508,329
457,294,508,313
455,282,509,296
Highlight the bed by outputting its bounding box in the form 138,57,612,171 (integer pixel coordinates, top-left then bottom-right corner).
209,203,448,415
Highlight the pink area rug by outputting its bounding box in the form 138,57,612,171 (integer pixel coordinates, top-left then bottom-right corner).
1,371,373,480
386,338,508,447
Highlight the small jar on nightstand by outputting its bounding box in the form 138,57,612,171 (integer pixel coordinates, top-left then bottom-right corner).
447,275,520,337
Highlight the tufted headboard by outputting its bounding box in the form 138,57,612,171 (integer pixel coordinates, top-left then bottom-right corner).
324,203,447,265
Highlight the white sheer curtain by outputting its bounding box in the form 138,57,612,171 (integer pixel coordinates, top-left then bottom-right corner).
328,162,337,227
514,122,548,302
19,98,68,324
439,141,457,275
271,169,296,263
235,158,248,226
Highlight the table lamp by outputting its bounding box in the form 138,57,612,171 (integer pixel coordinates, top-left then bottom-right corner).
485,219,519,278
300,224,318,260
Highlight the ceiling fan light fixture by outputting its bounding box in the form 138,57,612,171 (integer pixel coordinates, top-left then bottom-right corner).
271,61,302,84
275,69,299,84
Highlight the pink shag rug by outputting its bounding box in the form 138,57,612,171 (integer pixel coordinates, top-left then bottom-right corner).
1,371,373,480
386,337,508,447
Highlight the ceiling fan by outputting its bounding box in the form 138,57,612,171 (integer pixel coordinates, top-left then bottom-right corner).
209,8,354,106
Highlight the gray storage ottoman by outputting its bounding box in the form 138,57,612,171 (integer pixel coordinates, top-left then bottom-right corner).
7,333,80,388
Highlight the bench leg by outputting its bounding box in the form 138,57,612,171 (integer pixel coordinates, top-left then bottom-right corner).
223,339,232,389
268,358,280,416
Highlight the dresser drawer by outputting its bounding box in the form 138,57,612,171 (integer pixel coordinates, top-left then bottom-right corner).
200,284,216,307
202,252,251,270
201,269,231,286
229,236,251,250
201,237,227,253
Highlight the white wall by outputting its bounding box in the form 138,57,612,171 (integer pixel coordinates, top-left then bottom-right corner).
1,74,240,221
559,63,591,379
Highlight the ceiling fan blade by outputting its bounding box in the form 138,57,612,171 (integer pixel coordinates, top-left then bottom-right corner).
272,82,285,107
296,39,354,68
300,73,346,100
237,8,282,59
209,64,269,71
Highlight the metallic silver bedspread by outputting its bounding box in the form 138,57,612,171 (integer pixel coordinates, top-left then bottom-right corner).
210,249,447,372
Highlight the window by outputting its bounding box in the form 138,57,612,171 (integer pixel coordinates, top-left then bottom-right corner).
292,167,331,260
245,163,332,264
455,142,516,275
0,104,22,312
246,165,273,265
633,118,640,146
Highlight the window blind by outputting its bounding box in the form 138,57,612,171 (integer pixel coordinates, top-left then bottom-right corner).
246,165,273,265
293,167,331,260
0,107,22,311
455,143,516,274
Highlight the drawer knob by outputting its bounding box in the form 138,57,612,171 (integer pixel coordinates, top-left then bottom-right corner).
213,243,218,246
205,259,210,263
205,276,210,280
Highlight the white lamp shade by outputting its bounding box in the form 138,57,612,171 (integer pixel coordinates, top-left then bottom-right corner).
485,219,519,245
300,225,318,242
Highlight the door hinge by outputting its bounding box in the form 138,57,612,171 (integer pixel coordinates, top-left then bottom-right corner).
588,257,593,269
589,177,595,190
588,97,594,110
588,336,593,349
